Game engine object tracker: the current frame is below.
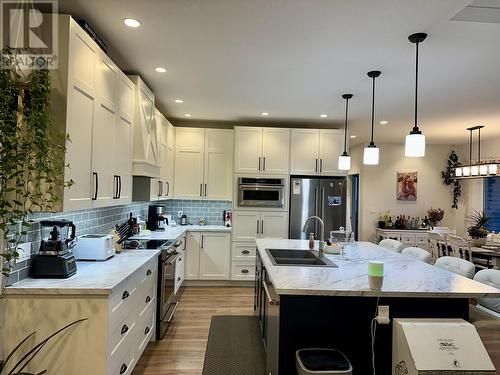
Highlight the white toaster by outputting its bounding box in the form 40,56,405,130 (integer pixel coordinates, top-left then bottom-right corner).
73,234,115,261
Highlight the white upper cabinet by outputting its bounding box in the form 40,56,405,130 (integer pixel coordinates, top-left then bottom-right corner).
163,119,175,199
174,127,205,199
290,129,345,176
204,129,233,200
174,128,233,200
234,126,289,175
48,15,134,211
128,75,159,178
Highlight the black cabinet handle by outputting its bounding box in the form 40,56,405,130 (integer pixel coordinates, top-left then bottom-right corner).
165,181,170,196
201,235,204,249
158,181,162,197
320,159,323,173
121,324,128,335
146,296,151,303
120,363,127,374
242,250,250,255
122,290,129,300
258,157,261,171
263,157,266,171
118,175,122,198
92,172,98,200
113,175,119,199
241,269,249,274
178,257,182,262
146,269,152,276
144,326,150,335
315,159,318,173
177,277,181,281
204,183,207,197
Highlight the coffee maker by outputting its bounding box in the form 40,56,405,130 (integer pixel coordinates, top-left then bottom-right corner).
32,220,77,278
147,205,168,231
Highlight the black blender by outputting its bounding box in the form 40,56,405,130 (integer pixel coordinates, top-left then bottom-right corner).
32,220,78,278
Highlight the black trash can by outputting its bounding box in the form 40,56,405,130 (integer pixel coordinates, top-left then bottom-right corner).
296,348,352,374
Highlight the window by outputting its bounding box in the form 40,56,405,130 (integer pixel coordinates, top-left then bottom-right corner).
484,177,500,232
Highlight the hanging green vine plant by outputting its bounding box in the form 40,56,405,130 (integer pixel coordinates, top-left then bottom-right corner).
441,150,461,209
0,48,72,288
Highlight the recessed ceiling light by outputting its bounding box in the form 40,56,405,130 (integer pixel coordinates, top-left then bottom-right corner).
123,18,141,28
174,99,184,103
184,113,192,117
380,120,388,125
155,67,167,73
320,114,328,118
261,112,269,116
350,135,357,139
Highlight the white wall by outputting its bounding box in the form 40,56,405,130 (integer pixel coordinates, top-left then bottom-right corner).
351,143,461,242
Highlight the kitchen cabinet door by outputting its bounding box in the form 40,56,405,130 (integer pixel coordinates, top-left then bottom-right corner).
261,211,288,239
174,127,205,199
63,25,97,211
290,129,319,175
199,232,231,280
164,121,175,198
113,73,134,205
203,129,233,200
232,211,260,242
319,129,345,176
234,127,263,174
262,128,290,174
185,232,201,280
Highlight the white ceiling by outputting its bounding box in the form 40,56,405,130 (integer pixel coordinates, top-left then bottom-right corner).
58,0,500,145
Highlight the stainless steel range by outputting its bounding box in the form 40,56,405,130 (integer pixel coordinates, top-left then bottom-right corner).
123,237,182,339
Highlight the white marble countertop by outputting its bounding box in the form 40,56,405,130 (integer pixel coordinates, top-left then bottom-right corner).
376,228,430,232
6,250,160,296
129,224,231,241
256,239,500,298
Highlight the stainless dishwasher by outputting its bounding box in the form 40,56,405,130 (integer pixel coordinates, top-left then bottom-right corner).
263,271,280,375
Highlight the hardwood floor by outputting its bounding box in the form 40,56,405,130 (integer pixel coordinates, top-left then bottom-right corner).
133,286,500,374
132,287,255,375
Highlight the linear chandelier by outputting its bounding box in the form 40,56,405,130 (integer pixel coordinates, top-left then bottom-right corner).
454,125,498,179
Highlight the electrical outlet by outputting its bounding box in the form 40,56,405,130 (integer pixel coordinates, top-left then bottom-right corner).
16,242,31,263
377,305,390,324
178,211,183,218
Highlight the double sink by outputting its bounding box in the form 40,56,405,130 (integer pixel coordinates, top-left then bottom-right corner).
266,248,338,267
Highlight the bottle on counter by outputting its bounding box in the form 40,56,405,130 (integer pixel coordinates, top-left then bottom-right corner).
309,233,315,250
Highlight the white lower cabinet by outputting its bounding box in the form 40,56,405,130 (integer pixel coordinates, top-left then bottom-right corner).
184,231,231,280
376,229,430,251
231,242,257,281
4,256,158,375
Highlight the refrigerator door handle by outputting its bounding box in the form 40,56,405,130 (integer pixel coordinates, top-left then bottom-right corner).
320,188,325,223
314,187,319,236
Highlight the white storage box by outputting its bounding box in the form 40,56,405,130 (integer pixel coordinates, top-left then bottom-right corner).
392,318,495,375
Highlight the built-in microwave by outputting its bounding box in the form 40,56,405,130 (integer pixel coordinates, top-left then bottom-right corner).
237,177,285,208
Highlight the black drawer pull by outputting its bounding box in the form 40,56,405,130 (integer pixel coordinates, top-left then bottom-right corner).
122,290,129,300
146,269,152,276
120,363,127,374
241,269,249,274
177,277,181,281
178,258,182,262
121,324,128,335
145,296,151,303
242,250,250,255
145,326,150,335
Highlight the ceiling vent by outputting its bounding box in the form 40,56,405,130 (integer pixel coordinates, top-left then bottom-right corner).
452,0,500,23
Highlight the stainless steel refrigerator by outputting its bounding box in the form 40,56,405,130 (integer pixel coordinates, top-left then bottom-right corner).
289,177,347,239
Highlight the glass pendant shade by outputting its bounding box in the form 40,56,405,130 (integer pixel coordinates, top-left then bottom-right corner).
489,164,498,175
462,166,471,177
338,154,351,171
455,167,463,177
363,146,379,165
405,133,426,157
479,165,488,176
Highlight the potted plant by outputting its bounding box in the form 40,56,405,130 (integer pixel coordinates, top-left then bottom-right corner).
467,210,490,246
427,208,445,228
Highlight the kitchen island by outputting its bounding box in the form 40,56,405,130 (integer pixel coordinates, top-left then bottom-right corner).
255,239,500,374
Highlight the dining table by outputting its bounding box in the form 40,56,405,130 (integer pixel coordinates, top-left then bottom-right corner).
471,242,500,269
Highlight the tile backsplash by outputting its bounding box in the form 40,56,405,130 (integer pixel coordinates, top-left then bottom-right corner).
8,199,231,284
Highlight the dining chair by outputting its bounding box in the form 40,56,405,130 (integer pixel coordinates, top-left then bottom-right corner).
401,247,433,264
379,238,404,253
445,234,472,261
434,256,475,279
473,269,500,315
428,232,447,260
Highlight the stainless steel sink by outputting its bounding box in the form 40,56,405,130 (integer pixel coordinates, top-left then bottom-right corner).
266,248,338,267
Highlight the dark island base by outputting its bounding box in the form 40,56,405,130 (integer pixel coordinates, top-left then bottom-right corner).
277,295,469,375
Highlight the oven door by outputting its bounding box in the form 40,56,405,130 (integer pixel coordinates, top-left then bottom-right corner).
158,251,179,339
238,185,284,208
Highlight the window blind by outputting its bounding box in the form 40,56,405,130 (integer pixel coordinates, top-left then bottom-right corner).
484,177,500,232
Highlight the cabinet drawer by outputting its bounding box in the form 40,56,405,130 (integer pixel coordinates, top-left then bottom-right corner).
415,234,429,244
109,343,135,375
232,242,256,261
384,232,401,241
109,310,137,358
136,299,155,355
400,234,414,244
231,262,255,281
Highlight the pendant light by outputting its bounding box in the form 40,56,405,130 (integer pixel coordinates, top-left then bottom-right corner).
405,32,427,157
363,71,381,165
338,94,353,171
